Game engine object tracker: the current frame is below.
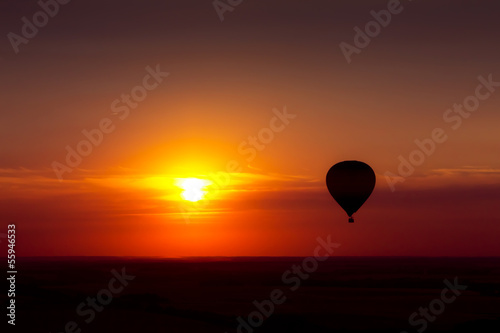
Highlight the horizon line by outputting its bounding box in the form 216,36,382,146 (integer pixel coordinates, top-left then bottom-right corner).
10,255,500,259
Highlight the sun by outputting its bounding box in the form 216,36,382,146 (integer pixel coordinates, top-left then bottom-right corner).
175,178,211,202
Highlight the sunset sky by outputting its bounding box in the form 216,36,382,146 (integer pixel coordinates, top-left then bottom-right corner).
1,0,499,257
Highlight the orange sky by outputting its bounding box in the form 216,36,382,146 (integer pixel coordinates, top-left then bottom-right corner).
1,0,499,257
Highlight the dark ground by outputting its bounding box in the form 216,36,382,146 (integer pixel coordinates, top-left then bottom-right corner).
3,257,500,332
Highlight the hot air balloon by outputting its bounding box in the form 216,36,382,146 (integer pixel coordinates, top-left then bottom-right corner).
326,160,375,223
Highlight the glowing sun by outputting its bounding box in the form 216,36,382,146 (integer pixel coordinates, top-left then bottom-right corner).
175,178,211,202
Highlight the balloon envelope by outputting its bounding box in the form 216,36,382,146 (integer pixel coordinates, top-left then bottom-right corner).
326,160,375,222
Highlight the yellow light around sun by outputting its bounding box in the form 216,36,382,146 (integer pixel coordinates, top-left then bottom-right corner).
175,178,212,202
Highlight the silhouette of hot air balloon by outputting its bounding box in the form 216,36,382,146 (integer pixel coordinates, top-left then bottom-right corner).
326,160,375,223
